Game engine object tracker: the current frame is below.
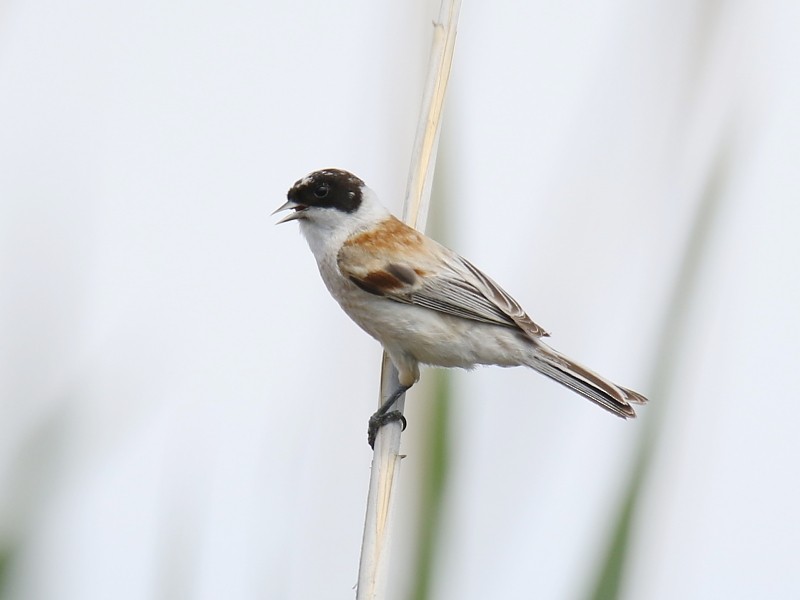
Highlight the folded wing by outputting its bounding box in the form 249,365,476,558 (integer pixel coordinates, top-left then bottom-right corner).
338,224,548,339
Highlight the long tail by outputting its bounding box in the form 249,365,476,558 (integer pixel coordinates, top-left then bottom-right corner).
526,343,647,418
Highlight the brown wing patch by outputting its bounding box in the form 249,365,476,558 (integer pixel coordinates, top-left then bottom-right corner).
343,216,426,254
348,270,409,296
339,217,430,296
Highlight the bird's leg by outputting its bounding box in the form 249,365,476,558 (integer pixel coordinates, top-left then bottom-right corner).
367,384,410,448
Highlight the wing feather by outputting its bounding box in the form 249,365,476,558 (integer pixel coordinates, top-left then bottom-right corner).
456,257,549,337
337,220,548,339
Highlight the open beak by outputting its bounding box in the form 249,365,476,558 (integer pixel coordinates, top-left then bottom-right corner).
272,200,308,224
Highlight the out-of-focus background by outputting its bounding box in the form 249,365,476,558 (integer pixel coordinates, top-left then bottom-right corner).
1,1,799,599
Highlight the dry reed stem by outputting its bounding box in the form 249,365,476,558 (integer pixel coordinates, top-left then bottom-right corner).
356,1,462,598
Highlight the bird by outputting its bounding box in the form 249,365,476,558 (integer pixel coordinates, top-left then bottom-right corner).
274,168,647,446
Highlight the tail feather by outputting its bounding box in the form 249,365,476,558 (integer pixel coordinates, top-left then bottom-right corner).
527,344,647,418
620,386,648,405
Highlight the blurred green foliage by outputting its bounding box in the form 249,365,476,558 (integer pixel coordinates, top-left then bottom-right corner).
0,547,11,600
586,137,729,599
410,370,451,600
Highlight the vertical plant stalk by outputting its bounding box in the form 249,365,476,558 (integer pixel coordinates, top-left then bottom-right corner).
356,1,462,599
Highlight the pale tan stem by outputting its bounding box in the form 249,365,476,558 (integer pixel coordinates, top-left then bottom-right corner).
356,0,463,598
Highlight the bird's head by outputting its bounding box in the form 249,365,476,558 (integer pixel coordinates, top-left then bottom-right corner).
274,169,391,242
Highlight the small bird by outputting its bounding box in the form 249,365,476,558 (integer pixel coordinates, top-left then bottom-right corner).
275,169,647,446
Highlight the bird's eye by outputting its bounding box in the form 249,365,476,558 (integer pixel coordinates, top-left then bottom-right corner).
313,185,329,199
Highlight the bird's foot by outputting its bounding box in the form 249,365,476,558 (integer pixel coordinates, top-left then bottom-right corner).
367,410,407,449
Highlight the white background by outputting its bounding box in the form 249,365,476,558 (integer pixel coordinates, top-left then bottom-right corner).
1,1,799,599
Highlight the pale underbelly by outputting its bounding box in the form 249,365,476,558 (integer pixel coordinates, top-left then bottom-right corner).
339,294,533,369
